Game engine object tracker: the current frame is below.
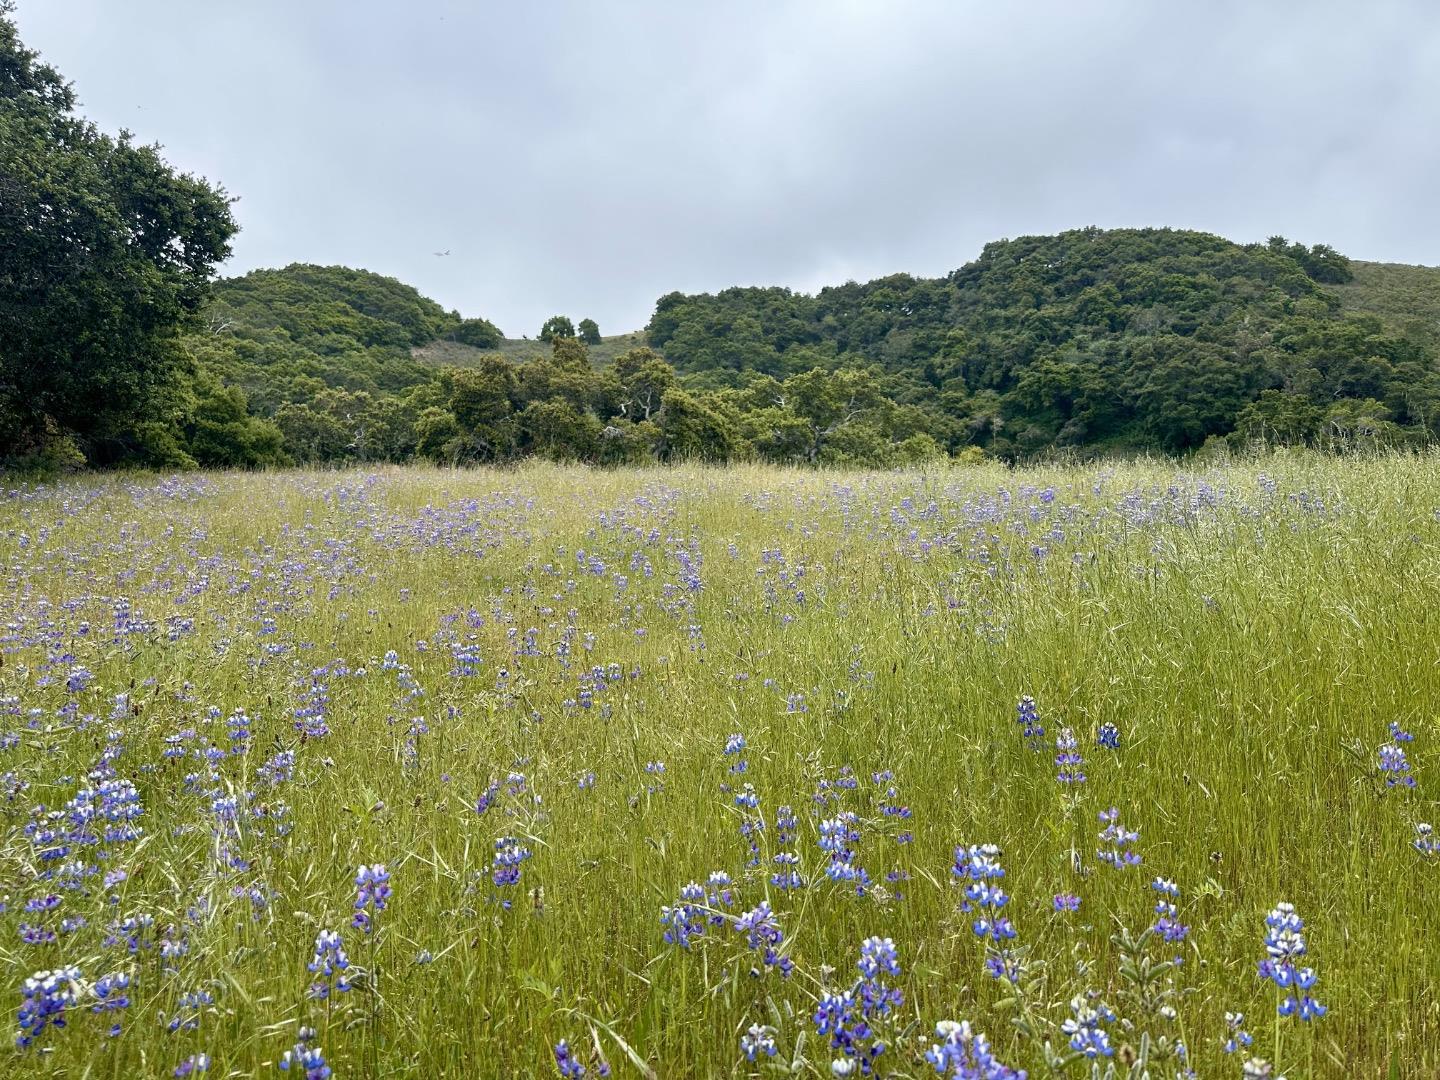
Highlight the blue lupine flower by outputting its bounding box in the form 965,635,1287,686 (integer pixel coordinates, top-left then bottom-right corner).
475,779,502,815
733,901,791,976
279,1041,332,1079
1258,902,1326,1021
1053,893,1081,912
352,864,391,932
307,930,352,999
660,881,709,948
1061,994,1116,1059
1054,727,1085,784
1016,695,1045,750
1223,1012,1253,1054
741,1023,778,1062
953,844,1018,981
1150,878,1189,944
1378,742,1415,788
925,1019,1027,1078
554,1039,585,1078
819,811,869,895
1096,722,1120,750
16,967,80,1049
491,838,533,902
1389,720,1414,742
1096,809,1141,869
174,1054,211,1077
93,971,131,1035
1415,822,1438,858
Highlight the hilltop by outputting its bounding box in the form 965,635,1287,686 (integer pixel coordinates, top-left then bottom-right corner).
1326,259,1440,347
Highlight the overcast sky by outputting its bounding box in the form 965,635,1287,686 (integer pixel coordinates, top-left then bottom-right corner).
14,1,1440,335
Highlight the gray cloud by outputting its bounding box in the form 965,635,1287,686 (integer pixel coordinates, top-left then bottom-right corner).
15,0,1440,335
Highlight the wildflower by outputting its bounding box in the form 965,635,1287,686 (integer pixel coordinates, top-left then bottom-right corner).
1258,902,1326,1021
733,901,791,976
307,930,352,999
1150,878,1189,943
925,1019,1027,1078
1223,1011,1253,1054
1016,695,1045,749
475,779,501,815
819,811,869,895
554,1039,585,1078
1096,721,1120,750
1096,808,1141,869
1053,893,1081,912
1060,994,1116,1059
1054,727,1085,784
279,1041,332,1080
1378,742,1416,789
1415,822,1438,857
93,971,131,1035
741,1023,778,1062
492,837,532,884
352,864,391,932
166,989,214,1033
16,967,80,1049
953,844,1018,981
660,882,708,949
174,1054,211,1077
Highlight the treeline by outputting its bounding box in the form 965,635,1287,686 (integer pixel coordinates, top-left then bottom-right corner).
144,230,1440,470
647,229,1439,455
6,5,1440,472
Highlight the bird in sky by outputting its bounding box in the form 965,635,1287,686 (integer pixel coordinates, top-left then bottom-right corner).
434,249,451,257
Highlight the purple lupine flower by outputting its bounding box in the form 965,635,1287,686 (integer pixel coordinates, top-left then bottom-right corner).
733,901,791,976
1378,741,1415,789
1096,809,1141,869
1150,878,1189,944
16,967,80,1049
307,930,352,999
1061,994,1116,1059
1016,695,1045,750
352,864,391,932
1054,727,1085,784
92,971,131,1035
925,1019,1027,1078
1258,902,1326,1021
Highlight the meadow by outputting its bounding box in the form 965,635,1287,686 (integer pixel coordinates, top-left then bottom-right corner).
0,454,1435,1079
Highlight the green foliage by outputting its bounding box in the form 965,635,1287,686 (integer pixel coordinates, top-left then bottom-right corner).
451,317,503,349
646,227,1439,456
539,314,576,342
577,317,601,345
0,4,236,465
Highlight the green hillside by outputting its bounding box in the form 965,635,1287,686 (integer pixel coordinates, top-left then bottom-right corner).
119,231,1440,470
414,331,648,370
1326,259,1440,346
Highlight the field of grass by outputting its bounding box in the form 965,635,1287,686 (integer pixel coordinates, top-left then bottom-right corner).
1326,260,1440,347
414,331,649,370
0,455,1437,1078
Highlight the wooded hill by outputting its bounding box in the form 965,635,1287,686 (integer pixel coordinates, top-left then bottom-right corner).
133,228,1440,469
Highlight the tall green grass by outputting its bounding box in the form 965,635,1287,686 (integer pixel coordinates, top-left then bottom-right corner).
0,454,1435,1077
